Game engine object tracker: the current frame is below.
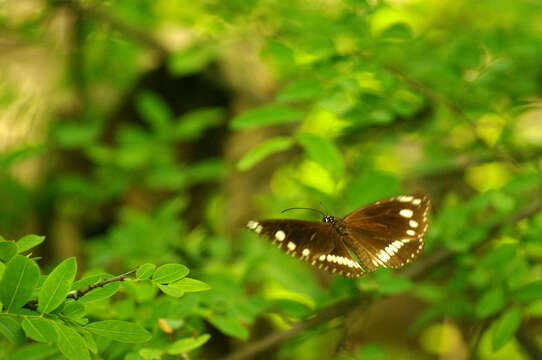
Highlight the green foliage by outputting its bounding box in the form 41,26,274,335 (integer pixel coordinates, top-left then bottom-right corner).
2,0,542,358
0,236,210,359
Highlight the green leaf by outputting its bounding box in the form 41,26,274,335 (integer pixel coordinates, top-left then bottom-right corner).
21,318,57,343
0,255,40,311
492,307,522,351
0,314,25,345
168,45,216,76
514,280,542,302
206,313,249,340
174,107,225,140
167,334,211,354
136,263,156,280
0,241,17,262
16,235,45,253
476,287,506,318
82,332,98,354
136,91,172,132
237,137,294,171
62,301,86,319
230,104,303,129
152,264,189,284
297,133,344,179
54,322,90,360
172,278,211,293
85,320,151,343
11,343,58,360
277,79,323,102
158,283,185,298
139,348,163,360
38,257,77,314
78,282,121,303
260,40,295,66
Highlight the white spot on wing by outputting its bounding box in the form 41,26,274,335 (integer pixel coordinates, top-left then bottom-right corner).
302,248,310,256
399,196,413,202
399,209,413,218
409,220,418,228
247,220,259,229
406,229,416,236
412,198,421,205
287,241,296,251
275,230,286,241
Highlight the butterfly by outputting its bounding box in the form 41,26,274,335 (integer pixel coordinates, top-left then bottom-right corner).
246,193,431,278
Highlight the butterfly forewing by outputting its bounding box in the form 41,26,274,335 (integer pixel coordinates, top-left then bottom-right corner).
246,219,365,277
343,193,431,271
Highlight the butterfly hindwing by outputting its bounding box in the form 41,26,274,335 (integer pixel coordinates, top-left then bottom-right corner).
246,219,365,277
342,193,431,271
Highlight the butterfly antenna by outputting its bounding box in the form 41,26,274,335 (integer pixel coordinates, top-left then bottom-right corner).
281,207,326,217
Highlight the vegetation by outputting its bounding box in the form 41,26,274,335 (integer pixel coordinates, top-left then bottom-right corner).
1,0,542,359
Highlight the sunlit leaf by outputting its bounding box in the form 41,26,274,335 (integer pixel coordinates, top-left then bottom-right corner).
231,105,303,129
237,137,294,171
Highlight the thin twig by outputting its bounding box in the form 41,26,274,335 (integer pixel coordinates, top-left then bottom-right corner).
68,269,137,300
24,269,137,310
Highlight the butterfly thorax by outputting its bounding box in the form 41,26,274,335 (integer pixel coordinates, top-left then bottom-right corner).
323,216,348,236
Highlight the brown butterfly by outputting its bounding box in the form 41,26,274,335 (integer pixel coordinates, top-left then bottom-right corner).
246,193,431,278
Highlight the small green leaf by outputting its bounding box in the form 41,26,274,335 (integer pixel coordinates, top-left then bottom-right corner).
260,40,295,66
174,107,224,140
0,241,17,261
231,104,303,129
0,255,40,311
237,137,294,171
21,318,57,343
139,348,163,360
476,287,506,318
152,264,189,284
158,284,185,298
514,280,542,302
85,320,151,343
168,45,216,76
206,313,249,340
492,307,522,351
277,79,323,102
173,278,211,293
38,257,77,314
0,315,25,345
78,282,121,303
136,263,156,280
82,332,98,354
167,334,211,354
11,343,58,360
297,133,344,179
54,322,90,360
62,301,86,319
16,235,45,253
136,91,173,132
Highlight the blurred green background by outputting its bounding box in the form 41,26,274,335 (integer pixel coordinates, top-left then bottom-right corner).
1,0,542,359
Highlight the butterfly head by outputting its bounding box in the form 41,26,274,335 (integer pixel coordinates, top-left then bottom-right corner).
322,215,336,224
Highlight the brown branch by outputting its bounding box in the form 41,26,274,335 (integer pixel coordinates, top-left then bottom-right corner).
68,269,137,300
219,202,542,360
24,269,137,310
